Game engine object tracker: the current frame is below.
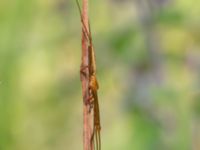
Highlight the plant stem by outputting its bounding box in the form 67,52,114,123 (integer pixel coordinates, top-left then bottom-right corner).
80,0,93,150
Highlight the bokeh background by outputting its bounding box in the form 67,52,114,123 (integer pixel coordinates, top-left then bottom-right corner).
0,0,200,149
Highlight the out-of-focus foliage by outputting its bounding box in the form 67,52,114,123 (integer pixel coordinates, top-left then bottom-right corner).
0,0,200,150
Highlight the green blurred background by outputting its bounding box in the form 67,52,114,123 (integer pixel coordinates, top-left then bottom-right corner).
0,0,200,149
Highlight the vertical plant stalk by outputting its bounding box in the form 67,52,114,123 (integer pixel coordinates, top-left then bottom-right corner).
79,0,93,150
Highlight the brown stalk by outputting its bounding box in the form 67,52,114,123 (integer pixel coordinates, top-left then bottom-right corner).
79,0,93,150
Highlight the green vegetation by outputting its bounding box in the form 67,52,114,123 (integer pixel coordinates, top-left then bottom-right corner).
0,0,199,149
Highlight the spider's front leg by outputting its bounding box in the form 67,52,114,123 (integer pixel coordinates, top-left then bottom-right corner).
80,64,91,104
80,64,89,77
